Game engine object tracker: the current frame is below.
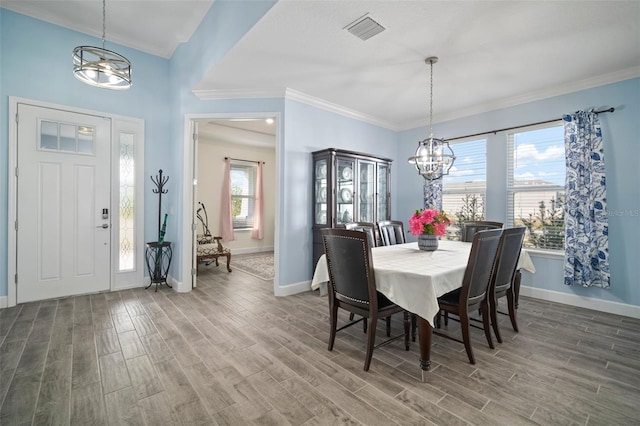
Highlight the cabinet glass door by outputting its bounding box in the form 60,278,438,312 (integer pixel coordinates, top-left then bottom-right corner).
336,158,355,225
377,163,389,221
314,159,328,225
358,161,375,222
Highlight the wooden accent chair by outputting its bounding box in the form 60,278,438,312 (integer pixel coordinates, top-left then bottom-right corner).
489,227,526,342
434,229,502,364
461,221,503,242
322,228,410,371
377,220,407,246
196,235,231,274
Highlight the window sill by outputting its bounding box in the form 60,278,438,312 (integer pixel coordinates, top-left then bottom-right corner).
523,248,564,260
233,228,252,232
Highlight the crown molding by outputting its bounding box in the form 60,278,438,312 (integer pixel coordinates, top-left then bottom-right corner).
283,89,399,131
192,66,639,133
192,88,286,100
400,66,640,131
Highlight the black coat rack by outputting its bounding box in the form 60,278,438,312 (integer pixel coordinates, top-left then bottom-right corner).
151,169,169,242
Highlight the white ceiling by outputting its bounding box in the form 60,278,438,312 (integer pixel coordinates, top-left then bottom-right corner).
4,0,639,130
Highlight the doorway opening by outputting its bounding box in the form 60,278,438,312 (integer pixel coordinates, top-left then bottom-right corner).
184,113,280,292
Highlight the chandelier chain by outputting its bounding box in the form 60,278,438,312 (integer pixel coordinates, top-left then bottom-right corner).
429,59,434,141
102,0,106,48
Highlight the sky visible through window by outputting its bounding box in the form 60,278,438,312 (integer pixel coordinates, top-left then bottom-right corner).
513,125,565,186
443,125,564,186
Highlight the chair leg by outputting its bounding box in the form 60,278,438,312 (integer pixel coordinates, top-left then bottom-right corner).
403,311,410,350
363,318,367,334
225,254,232,272
328,303,338,351
349,313,355,321
386,317,391,337
459,312,475,365
364,317,378,371
481,302,494,349
444,311,449,326
490,295,502,344
411,313,417,342
506,289,519,332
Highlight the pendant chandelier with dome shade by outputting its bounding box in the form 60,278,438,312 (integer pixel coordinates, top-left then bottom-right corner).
73,0,132,90
408,57,455,180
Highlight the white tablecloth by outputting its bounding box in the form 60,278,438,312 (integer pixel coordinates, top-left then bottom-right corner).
311,240,536,327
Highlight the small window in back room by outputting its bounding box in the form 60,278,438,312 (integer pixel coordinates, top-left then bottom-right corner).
230,161,257,229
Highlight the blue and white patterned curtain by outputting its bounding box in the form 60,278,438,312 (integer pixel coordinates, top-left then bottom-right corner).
563,111,609,288
423,180,442,210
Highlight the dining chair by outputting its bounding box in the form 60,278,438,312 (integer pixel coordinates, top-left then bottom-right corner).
344,222,388,333
321,228,410,371
377,220,406,246
460,221,503,242
434,229,502,365
489,226,526,343
345,222,379,248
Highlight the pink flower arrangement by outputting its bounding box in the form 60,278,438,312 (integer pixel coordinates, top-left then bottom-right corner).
408,208,451,236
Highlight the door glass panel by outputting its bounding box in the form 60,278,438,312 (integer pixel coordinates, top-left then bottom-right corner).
40,121,58,150
337,159,354,224
78,126,95,154
119,132,136,271
59,123,76,152
314,159,328,225
378,164,389,220
359,161,375,222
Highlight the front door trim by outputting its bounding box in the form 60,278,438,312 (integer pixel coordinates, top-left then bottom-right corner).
7,97,144,307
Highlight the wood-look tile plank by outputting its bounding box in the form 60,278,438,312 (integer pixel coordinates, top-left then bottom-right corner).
99,351,131,394
139,333,174,365
136,392,179,426
131,315,157,337
104,386,144,426
315,378,398,426
245,370,314,425
117,329,146,360
153,359,211,423
182,362,235,414
0,372,42,424
125,355,164,400
70,381,107,425
111,312,135,333
96,327,121,356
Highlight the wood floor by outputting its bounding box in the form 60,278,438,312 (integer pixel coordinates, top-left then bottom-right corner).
1,266,639,426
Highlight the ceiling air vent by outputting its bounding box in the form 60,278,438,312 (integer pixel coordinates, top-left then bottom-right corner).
345,14,386,41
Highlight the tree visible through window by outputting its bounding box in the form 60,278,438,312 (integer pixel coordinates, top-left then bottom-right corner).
230,162,257,229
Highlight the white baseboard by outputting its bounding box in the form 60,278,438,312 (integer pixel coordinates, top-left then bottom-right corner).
520,286,640,319
170,275,190,293
0,296,7,309
232,246,274,255
275,280,312,296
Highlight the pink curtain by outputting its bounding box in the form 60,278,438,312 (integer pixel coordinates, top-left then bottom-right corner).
251,162,264,240
220,158,235,241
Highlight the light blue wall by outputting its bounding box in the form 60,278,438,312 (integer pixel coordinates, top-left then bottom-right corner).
397,78,640,307
282,99,398,284
166,0,278,281
0,9,172,297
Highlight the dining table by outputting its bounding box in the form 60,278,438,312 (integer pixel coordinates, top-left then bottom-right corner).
311,240,536,381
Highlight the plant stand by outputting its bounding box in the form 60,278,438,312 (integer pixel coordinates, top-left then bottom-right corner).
145,241,172,291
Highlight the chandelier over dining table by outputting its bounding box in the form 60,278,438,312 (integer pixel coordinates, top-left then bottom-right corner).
408,57,455,180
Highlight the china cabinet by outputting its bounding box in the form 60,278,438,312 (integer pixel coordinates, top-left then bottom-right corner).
312,148,392,267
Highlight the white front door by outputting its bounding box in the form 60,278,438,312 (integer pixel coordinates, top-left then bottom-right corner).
16,104,111,303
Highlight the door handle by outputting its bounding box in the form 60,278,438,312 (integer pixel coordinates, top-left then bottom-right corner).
96,224,109,229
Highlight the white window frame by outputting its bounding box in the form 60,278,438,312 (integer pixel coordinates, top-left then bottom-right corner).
507,121,565,251
230,161,257,230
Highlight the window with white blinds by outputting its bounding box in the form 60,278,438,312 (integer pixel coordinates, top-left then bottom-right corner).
230,161,257,229
442,138,487,240
507,122,565,250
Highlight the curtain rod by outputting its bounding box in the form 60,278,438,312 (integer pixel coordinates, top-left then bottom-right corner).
445,107,615,142
225,156,265,164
